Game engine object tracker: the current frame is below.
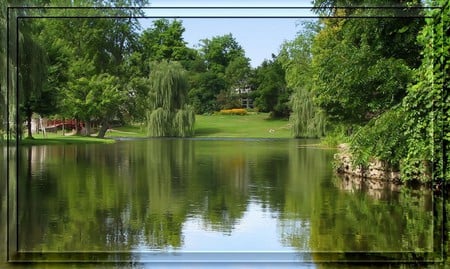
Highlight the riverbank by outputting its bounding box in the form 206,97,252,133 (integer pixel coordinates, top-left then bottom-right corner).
333,143,437,190
107,113,292,138
20,133,115,145
334,144,402,184
20,113,294,145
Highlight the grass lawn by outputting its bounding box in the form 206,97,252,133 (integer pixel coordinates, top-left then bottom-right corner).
110,113,292,138
20,132,115,146
105,124,147,138
194,113,292,138
18,113,293,145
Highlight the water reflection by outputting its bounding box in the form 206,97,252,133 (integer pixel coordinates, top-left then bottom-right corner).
0,139,440,267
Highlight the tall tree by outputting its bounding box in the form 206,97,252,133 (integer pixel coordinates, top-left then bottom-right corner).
311,0,423,128
37,1,147,136
19,20,59,139
279,22,325,137
190,34,248,113
252,56,290,118
139,19,194,64
199,33,245,73
146,61,195,137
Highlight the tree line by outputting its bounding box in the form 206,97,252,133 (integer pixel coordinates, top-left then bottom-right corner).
1,0,292,141
0,0,448,184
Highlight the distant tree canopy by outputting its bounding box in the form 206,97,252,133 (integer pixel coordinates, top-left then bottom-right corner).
189,33,252,114
252,57,290,118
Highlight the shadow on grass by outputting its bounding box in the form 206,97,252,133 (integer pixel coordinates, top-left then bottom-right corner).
263,116,290,122
20,136,115,146
195,128,222,136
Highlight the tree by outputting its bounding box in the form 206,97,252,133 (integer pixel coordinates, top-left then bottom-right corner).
189,34,248,113
199,33,245,73
146,61,195,137
252,57,290,118
278,22,326,137
188,71,226,114
310,0,423,128
18,20,49,138
139,19,193,64
222,55,252,109
36,2,147,136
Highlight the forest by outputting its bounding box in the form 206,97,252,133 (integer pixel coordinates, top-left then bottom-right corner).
0,0,448,185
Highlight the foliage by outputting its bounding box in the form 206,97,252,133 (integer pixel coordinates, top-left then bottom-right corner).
146,61,195,137
349,106,408,170
18,19,57,138
311,12,421,126
279,21,326,137
219,108,247,115
138,19,196,72
400,0,449,183
310,0,447,184
32,1,147,137
189,34,249,113
251,57,290,118
199,33,246,73
320,124,349,147
290,87,326,138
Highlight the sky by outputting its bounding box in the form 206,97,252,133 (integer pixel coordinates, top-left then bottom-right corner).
139,0,317,67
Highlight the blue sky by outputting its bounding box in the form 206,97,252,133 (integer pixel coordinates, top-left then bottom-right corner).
140,1,316,67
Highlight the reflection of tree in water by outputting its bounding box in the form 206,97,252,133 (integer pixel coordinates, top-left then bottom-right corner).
187,141,253,234
0,147,7,262
279,144,335,251
307,171,434,262
15,140,439,265
16,139,256,251
17,141,191,252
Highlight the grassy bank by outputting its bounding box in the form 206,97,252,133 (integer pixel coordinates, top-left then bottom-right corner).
20,132,115,145
194,113,292,138
19,113,293,145
109,113,292,138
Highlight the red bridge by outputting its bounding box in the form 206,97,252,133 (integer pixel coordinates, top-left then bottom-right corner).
45,119,84,131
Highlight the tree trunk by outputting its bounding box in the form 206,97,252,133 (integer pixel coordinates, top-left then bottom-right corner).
97,119,109,138
75,119,81,135
26,107,33,139
85,120,91,136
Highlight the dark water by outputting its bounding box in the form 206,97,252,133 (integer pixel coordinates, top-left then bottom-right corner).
0,139,443,268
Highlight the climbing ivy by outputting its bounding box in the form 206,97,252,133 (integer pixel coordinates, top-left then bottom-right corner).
348,1,448,183
401,0,449,183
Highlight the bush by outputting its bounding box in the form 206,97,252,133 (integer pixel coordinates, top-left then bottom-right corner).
219,108,248,115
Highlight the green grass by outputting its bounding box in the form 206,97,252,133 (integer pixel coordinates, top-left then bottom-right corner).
18,113,294,145
104,124,147,138
111,113,292,138
20,132,115,146
194,113,292,138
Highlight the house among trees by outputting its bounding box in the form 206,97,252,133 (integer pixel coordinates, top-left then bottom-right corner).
235,87,253,109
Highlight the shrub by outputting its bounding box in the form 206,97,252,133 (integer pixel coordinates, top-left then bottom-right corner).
219,108,247,115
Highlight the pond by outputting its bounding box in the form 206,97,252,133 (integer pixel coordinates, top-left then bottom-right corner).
0,138,441,268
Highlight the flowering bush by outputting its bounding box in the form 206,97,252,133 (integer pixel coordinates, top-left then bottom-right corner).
219,108,247,115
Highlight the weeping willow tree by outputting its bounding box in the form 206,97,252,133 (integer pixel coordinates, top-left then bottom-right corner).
19,24,49,139
146,61,195,137
290,87,327,138
279,21,326,138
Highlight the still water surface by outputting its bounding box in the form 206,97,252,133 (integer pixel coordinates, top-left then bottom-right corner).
1,138,437,267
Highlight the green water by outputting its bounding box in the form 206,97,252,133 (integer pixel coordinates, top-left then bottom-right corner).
0,138,442,268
